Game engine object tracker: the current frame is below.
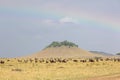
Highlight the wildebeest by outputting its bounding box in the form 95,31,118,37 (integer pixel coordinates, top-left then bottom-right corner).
29,59,33,63
0,60,5,64
24,60,28,63
46,60,49,63
49,58,56,63
62,59,68,63
56,58,68,63
88,59,95,62
80,59,86,63
7,59,10,62
18,59,22,63
113,58,120,62
39,58,45,63
73,59,78,62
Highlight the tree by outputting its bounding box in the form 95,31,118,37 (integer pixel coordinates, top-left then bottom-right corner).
45,40,78,48
116,53,120,55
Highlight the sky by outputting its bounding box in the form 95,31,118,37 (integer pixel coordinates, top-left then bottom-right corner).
0,0,120,57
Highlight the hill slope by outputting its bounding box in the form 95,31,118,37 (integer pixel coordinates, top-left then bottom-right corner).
29,46,103,58
90,51,114,56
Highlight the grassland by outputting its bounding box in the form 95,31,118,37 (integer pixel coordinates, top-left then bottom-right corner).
1,58,120,80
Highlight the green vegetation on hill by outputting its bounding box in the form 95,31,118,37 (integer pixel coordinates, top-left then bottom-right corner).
46,40,78,48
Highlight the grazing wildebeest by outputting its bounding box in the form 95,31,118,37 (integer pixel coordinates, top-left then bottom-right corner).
113,58,120,62
117,58,120,62
35,60,38,63
57,58,62,63
105,58,110,61
73,59,78,62
7,59,10,62
62,59,68,63
0,60,5,64
18,59,22,63
29,59,33,63
50,59,56,63
80,60,86,63
39,58,44,63
24,60,28,63
89,59,95,62
99,58,103,61
46,60,49,63
34,58,38,61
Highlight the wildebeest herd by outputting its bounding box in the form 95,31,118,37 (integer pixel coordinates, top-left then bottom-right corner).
1,57,120,64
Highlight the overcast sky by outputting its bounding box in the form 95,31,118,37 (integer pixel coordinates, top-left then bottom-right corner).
0,0,120,57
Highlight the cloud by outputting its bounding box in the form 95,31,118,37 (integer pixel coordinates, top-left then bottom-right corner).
39,17,78,25
59,17,78,24
40,17,79,25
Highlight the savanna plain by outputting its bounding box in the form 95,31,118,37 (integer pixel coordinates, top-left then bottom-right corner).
1,57,120,80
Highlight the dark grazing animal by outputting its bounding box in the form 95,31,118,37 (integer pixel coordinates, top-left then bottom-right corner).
18,59,22,63
89,59,95,62
73,59,78,62
80,60,86,63
0,60,5,64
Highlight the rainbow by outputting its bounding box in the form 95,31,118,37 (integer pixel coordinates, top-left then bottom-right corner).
0,7,120,32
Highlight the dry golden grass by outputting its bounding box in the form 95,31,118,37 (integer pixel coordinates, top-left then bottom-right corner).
1,58,120,80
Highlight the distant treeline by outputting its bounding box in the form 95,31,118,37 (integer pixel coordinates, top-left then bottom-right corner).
46,40,78,48
117,53,120,55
